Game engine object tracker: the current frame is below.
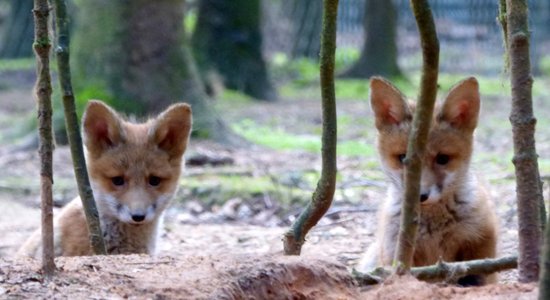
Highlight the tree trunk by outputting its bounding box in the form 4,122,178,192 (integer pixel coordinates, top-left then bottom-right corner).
192,0,277,101
0,0,34,58
394,0,439,275
283,0,338,255
72,0,228,141
288,0,322,59
33,0,55,277
500,0,544,283
340,0,401,78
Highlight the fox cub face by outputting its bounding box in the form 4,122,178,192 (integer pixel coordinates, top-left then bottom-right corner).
82,101,192,224
370,77,480,205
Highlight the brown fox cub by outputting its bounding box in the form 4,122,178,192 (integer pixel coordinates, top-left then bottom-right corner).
357,77,497,286
18,100,192,257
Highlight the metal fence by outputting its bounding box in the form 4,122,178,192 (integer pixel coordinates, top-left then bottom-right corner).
263,0,550,75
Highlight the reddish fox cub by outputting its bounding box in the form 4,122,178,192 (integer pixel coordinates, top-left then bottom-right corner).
19,100,192,257
357,77,497,286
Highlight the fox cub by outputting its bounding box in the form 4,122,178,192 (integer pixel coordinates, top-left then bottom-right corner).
357,77,497,286
19,100,192,257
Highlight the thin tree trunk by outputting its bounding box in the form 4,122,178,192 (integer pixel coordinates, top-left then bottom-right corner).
393,0,439,275
355,256,518,285
33,0,55,277
500,0,543,283
51,0,106,255
283,0,338,255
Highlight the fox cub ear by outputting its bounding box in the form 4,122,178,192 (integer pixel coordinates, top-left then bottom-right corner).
369,77,412,130
151,103,192,159
438,77,480,131
82,100,124,156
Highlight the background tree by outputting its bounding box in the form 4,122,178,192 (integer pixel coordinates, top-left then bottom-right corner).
192,0,277,101
341,0,401,78
288,0,322,59
72,0,227,140
0,0,34,58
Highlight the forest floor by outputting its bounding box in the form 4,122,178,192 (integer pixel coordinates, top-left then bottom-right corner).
0,69,548,298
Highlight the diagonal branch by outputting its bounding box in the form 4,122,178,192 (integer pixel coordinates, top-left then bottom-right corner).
51,0,106,254
283,0,339,255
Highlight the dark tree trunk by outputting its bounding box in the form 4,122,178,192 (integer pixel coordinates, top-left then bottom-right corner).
341,0,401,78
192,0,277,101
1,0,34,58
289,0,322,59
72,0,228,141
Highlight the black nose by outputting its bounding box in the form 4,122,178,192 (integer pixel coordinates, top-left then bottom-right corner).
420,193,429,202
131,214,146,222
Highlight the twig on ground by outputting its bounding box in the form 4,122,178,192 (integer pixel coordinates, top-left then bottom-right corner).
353,256,518,285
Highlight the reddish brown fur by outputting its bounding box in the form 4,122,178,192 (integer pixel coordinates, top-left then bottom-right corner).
358,77,498,286
18,100,192,257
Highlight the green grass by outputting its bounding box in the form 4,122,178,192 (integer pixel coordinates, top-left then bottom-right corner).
232,119,375,157
0,58,35,72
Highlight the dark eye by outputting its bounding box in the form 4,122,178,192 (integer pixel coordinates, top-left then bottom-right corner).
397,154,406,164
149,176,162,186
111,176,125,186
435,154,450,165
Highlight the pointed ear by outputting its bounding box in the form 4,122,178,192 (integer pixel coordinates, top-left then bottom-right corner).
151,103,192,159
82,100,124,156
369,77,412,130
438,77,480,131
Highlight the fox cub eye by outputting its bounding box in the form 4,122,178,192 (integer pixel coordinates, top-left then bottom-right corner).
111,176,125,186
149,176,162,186
397,154,406,164
435,154,450,165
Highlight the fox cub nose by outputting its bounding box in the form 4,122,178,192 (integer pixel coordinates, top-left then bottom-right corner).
131,214,146,222
420,193,429,202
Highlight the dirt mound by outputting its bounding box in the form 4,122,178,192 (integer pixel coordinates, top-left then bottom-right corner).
1,254,359,299
1,254,539,299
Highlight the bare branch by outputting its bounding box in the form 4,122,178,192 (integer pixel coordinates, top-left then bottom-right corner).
394,0,439,274
33,0,55,277
502,0,543,283
354,256,518,285
283,0,339,255
51,0,106,255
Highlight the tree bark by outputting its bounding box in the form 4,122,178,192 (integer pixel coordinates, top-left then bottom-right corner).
283,0,338,255
340,0,401,78
192,0,277,101
0,0,34,58
393,0,439,275
33,0,55,277
72,0,229,141
354,256,518,285
500,0,544,283
51,0,106,255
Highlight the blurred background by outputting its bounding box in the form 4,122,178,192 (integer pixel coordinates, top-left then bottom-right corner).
0,0,549,262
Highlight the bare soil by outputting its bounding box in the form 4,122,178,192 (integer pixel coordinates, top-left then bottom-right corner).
0,74,546,299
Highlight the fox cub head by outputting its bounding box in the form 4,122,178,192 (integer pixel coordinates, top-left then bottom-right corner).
370,77,480,205
82,101,192,224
